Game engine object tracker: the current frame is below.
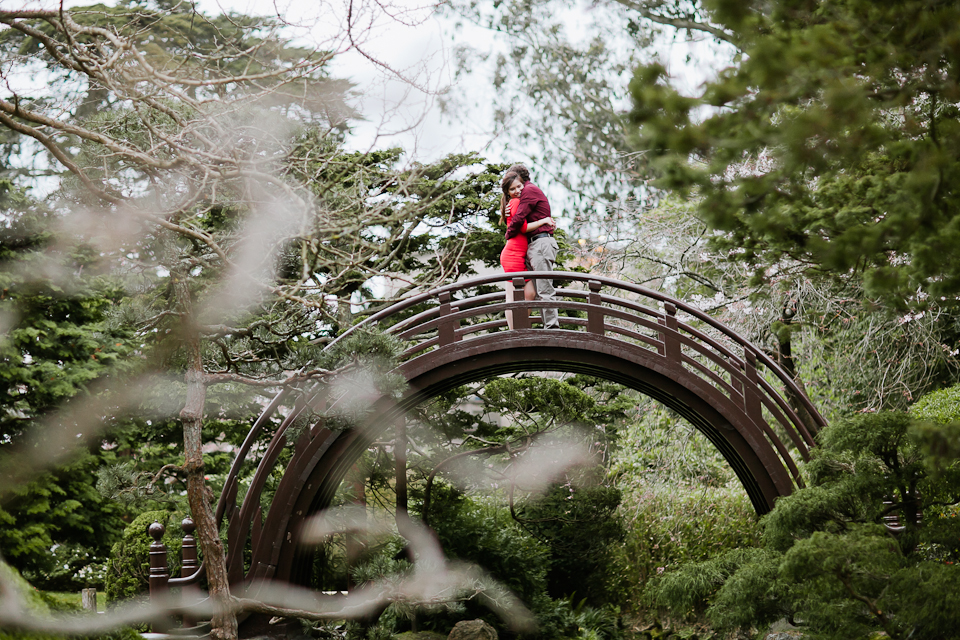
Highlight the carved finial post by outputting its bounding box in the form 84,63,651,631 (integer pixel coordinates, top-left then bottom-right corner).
180,518,198,577
148,522,171,633
180,517,199,628
148,522,169,595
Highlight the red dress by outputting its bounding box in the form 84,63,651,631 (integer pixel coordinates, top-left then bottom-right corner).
499,198,528,272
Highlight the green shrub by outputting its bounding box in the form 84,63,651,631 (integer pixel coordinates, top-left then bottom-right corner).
0,563,142,640
103,510,183,604
534,597,622,640
0,561,51,616
519,482,625,606
613,484,760,607
646,412,960,638
911,383,960,424
609,406,762,607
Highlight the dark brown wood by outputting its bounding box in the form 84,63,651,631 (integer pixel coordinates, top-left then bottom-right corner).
148,522,169,594
180,518,198,577
512,277,529,330
179,518,201,628
662,302,681,364
437,291,458,345
743,350,763,426
212,271,827,627
148,522,171,633
587,280,603,334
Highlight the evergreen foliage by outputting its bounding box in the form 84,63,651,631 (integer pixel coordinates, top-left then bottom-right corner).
648,411,960,639
0,181,136,590
610,404,761,613
628,0,960,306
519,482,624,606
0,562,143,640
421,484,551,616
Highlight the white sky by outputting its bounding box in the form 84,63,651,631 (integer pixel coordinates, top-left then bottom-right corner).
190,0,731,165
193,0,503,160
13,0,733,223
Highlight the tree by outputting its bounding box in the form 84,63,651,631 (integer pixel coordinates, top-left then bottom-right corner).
446,0,960,420
0,3,504,639
410,375,632,611
0,180,137,590
444,0,742,232
649,411,960,639
627,0,960,306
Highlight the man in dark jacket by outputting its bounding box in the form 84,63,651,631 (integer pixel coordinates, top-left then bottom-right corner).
504,164,559,329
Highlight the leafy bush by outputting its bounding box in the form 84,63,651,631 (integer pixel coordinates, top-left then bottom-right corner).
610,406,762,607
534,597,622,640
911,383,960,424
647,411,960,639
103,510,184,604
614,485,760,606
0,563,142,640
519,481,625,606
419,484,551,630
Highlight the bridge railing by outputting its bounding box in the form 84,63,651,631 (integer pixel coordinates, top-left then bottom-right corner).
334,272,822,483
210,271,823,588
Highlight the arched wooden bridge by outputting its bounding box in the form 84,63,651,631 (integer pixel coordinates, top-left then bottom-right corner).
210,271,824,599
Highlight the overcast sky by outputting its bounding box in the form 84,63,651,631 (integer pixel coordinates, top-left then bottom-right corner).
186,0,730,165
18,0,732,222
191,0,505,161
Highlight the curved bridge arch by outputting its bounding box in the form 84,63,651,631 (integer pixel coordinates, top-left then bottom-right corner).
216,272,824,593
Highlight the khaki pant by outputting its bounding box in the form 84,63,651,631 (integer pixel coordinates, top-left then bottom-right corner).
528,236,559,329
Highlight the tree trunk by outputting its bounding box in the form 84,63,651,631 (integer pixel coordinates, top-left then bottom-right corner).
174,271,238,640
395,417,412,539
345,463,367,593
775,306,821,437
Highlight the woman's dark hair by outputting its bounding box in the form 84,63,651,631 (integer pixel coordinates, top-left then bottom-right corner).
499,171,521,225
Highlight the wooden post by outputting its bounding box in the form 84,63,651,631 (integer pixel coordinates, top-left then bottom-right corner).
81,588,97,613
180,518,198,577
512,277,529,330
437,291,459,345
180,517,199,628
662,303,681,364
743,350,763,425
148,522,169,595
148,522,171,633
587,280,603,334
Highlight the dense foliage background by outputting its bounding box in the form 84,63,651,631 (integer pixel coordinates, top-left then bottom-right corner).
3,0,960,639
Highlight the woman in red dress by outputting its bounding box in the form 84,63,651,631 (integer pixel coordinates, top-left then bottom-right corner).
499,171,555,329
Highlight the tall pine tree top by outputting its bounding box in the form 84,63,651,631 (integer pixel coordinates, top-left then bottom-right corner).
629,0,960,305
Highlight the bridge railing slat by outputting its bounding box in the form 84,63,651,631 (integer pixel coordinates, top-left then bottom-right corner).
587,280,604,334
679,354,745,402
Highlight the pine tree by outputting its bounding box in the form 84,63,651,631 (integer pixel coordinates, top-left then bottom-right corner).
0,180,135,589
628,0,960,306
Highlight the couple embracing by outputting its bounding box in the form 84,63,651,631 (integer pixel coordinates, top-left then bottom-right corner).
498,164,559,330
